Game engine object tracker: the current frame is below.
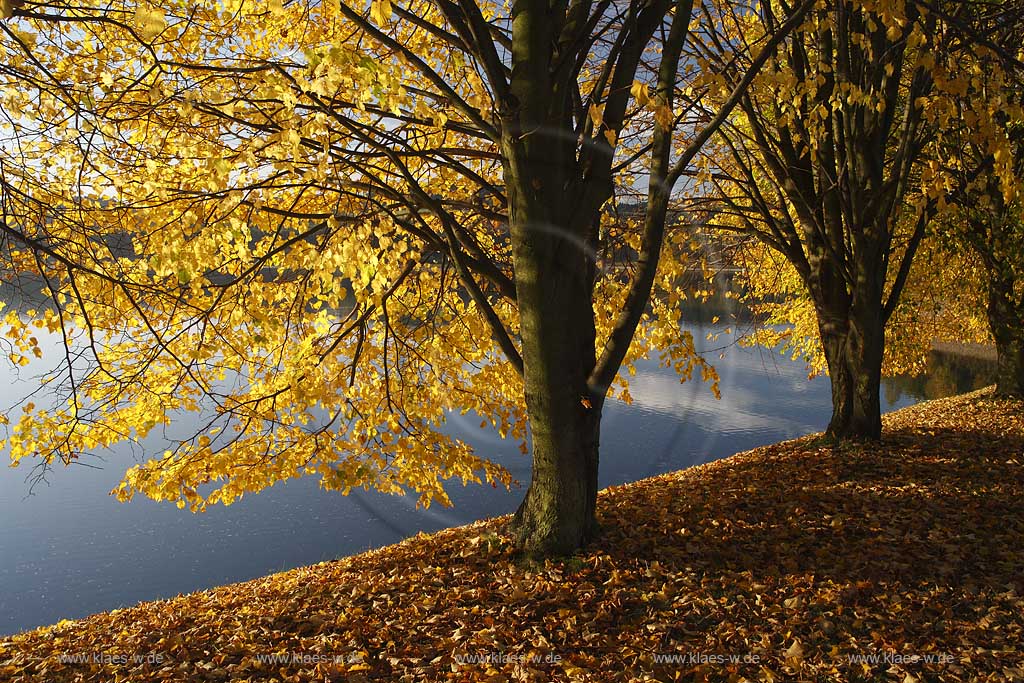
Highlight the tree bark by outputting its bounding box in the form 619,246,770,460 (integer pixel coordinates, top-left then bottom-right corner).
820,320,853,437
501,153,602,554
844,302,884,439
512,400,601,556
813,269,884,441
504,190,603,555
820,320,884,440
987,274,1024,397
722,0,934,444
497,0,694,556
496,0,611,557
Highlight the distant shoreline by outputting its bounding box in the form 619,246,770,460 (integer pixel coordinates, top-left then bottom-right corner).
931,340,998,362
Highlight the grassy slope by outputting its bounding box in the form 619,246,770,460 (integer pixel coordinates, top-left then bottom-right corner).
1,388,1022,682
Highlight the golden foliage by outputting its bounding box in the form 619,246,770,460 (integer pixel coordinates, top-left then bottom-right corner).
687,0,1019,382
734,235,991,378
0,1,715,508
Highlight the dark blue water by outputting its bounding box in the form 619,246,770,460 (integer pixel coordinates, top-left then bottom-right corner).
0,308,990,636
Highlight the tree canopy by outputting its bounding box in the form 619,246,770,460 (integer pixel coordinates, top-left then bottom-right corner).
0,0,812,555
688,0,1023,437
2,0,1019,555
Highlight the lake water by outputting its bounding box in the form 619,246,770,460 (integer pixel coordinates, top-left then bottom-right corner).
0,293,995,636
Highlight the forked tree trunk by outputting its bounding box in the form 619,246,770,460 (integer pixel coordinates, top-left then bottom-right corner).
500,124,604,555
814,275,885,441
497,0,689,557
496,0,607,556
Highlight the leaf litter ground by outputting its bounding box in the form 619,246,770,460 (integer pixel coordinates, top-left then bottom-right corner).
2,387,1022,682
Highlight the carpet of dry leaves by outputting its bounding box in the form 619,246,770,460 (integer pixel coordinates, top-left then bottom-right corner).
2,387,1022,682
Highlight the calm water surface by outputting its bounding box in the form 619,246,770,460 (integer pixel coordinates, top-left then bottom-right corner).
0,295,994,635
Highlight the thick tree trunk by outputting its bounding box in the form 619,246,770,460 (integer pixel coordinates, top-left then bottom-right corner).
815,292,884,441
512,403,601,556
503,178,602,554
994,334,1024,397
499,0,676,556
845,304,884,439
499,115,603,555
987,277,1024,397
505,223,602,555
496,0,605,556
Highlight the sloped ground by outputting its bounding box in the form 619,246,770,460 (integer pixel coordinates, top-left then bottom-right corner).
2,388,1022,682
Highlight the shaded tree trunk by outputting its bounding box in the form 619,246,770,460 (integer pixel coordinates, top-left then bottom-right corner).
811,257,885,441
512,397,602,555
987,273,1024,397
502,133,602,553
819,318,884,440
497,0,694,556
720,1,935,444
500,132,604,552
970,189,1024,398
498,63,604,555
815,313,880,438
504,197,603,555
820,320,853,436
844,302,884,438
497,0,612,557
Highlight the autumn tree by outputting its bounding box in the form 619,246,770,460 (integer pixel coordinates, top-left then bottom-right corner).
724,230,990,381
950,190,1023,395
0,0,812,555
690,0,1020,439
936,5,1024,396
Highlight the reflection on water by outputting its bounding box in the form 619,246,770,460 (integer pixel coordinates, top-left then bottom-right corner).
885,349,998,404
0,282,997,635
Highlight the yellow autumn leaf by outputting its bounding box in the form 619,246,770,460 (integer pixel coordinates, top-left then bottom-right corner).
630,80,650,106
653,104,673,129
369,0,391,25
134,5,166,40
